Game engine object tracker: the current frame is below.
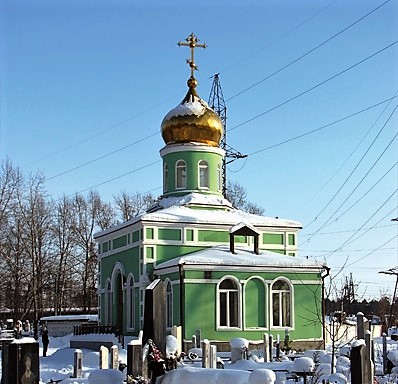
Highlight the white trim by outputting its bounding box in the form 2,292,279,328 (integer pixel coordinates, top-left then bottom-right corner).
243,276,268,330
175,159,187,190
216,276,242,330
198,159,209,189
270,277,294,330
165,278,173,330
160,143,225,157
126,274,135,332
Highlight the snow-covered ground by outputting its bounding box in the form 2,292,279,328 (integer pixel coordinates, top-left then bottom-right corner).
1,333,398,384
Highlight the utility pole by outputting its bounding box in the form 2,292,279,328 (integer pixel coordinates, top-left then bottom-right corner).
208,74,247,198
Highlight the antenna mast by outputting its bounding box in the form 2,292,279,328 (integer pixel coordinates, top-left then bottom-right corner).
208,74,247,198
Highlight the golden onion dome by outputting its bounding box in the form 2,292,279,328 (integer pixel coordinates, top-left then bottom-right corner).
161,77,223,147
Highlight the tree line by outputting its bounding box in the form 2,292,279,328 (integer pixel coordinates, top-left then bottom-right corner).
0,159,264,333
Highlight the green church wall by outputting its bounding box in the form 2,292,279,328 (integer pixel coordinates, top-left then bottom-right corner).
263,233,284,245
158,228,182,241
100,247,140,287
162,149,223,195
113,234,127,249
155,244,206,264
244,278,266,328
198,230,229,242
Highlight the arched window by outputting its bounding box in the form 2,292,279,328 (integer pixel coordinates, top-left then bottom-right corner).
163,163,168,192
217,163,222,192
198,160,209,189
106,280,112,325
166,281,173,328
218,278,239,328
271,279,292,328
127,277,135,330
176,160,187,189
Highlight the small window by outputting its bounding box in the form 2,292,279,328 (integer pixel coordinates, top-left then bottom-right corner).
199,160,209,189
217,163,222,192
271,279,292,328
127,278,135,329
106,280,112,325
163,163,168,192
166,281,173,328
176,160,187,189
218,278,239,327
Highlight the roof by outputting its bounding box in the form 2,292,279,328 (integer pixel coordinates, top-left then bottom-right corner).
95,193,301,239
154,245,326,271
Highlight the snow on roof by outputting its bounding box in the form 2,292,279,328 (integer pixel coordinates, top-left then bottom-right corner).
155,245,326,271
95,193,301,238
144,194,301,227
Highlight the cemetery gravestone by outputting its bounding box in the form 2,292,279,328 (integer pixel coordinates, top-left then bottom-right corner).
5,339,39,384
74,349,83,378
142,279,166,356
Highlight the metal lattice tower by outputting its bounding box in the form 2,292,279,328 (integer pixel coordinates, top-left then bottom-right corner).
208,74,246,198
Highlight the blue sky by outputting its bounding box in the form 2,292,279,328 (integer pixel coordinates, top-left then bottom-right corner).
1,0,397,300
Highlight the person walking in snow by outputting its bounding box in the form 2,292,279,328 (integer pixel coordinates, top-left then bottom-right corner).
42,328,49,357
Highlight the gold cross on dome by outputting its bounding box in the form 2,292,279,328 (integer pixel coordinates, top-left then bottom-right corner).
177,33,207,78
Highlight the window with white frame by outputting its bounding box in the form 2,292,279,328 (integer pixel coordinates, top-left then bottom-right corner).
176,160,187,189
166,281,173,328
271,279,292,328
163,163,168,192
217,163,222,192
127,277,135,330
198,160,209,188
106,280,112,325
218,278,239,327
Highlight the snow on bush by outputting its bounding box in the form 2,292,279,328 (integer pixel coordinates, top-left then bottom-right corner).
248,369,276,384
230,337,249,349
293,356,315,373
158,366,251,384
387,349,398,366
316,362,332,376
88,369,124,384
327,372,348,384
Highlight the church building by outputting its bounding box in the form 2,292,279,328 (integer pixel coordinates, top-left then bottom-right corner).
95,34,328,349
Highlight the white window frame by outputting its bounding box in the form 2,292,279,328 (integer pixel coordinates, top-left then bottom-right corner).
105,279,113,326
217,276,242,330
217,163,222,192
198,160,209,189
166,279,173,329
175,160,187,189
163,162,168,193
127,274,135,331
270,278,293,329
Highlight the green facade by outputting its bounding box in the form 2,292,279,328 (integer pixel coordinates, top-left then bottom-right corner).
95,141,325,347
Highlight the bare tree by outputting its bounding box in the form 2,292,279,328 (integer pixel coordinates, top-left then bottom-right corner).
73,191,103,311
226,181,265,215
0,160,23,310
113,190,155,222
16,172,54,337
51,195,79,315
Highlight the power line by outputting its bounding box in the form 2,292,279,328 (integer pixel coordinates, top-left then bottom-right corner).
294,91,398,220
22,1,340,170
247,95,398,156
301,103,398,244
226,0,391,102
228,41,398,134
219,0,339,75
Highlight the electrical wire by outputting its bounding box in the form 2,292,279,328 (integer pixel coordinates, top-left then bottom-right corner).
226,0,391,102
301,104,398,245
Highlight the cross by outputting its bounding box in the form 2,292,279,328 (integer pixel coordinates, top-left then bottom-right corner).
177,33,207,78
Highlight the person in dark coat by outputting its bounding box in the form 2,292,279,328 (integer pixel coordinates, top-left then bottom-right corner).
42,328,49,357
